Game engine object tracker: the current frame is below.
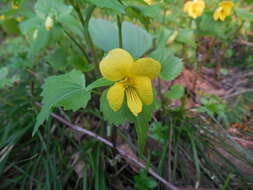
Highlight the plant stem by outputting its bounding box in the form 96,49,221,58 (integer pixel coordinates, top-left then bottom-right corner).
192,60,200,93
167,123,173,182
72,3,99,76
63,29,90,62
158,78,166,114
117,15,123,48
112,14,123,148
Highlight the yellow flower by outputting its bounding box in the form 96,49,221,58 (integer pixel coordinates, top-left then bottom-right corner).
99,49,161,116
11,2,19,9
16,16,24,22
183,0,205,19
0,15,5,21
213,1,234,21
144,0,153,5
45,16,54,31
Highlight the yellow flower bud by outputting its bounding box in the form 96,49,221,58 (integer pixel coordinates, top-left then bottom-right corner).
45,16,54,31
183,0,205,19
0,15,5,21
16,16,24,22
144,0,153,5
33,29,38,40
11,2,19,9
167,31,178,44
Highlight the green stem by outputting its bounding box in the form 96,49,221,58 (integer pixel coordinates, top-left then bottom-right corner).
117,15,123,48
72,3,99,76
158,78,166,116
63,29,90,62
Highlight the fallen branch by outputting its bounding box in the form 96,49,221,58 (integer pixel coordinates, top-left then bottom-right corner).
35,102,178,190
224,88,253,99
236,39,253,48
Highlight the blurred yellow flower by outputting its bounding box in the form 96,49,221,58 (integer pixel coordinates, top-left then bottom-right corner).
0,15,5,21
99,49,161,116
144,0,153,5
11,2,19,9
16,16,24,22
213,1,234,21
45,16,54,31
183,0,205,19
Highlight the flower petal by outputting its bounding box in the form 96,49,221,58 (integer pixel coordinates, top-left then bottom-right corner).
213,7,226,21
191,1,205,18
129,58,161,79
126,87,142,116
220,1,234,16
107,82,125,111
184,0,205,19
220,1,234,9
213,8,221,20
99,48,134,81
133,76,153,105
183,1,193,13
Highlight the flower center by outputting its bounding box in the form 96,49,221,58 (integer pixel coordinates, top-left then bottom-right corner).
120,77,135,89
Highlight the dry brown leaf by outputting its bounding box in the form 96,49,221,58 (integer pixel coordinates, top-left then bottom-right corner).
117,144,141,172
71,152,86,178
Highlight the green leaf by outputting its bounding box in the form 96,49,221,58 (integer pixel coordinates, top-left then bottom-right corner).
19,17,43,35
0,67,8,79
122,21,153,58
0,67,10,88
150,122,168,144
85,0,125,13
135,102,155,154
197,12,227,39
34,0,73,19
34,70,91,135
89,18,119,52
28,27,49,58
165,84,185,99
87,78,113,91
125,6,150,29
176,29,196,48
151,48,183,81
89,18,153,58
67,55,93,72
0,67,20,88
134,4,162,19
134,169,158,190
157,27,173,48
58,15,83,37
100,90,135,125
46,48,68,71
161,56,183,81
1,18,20,35
235,8,253,22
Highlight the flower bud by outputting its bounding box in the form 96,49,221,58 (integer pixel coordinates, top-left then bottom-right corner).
11,2,19,9
167,31,178,44
16,16,24,22
33,29,38,40
144,0,153,5
45,16,54,31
